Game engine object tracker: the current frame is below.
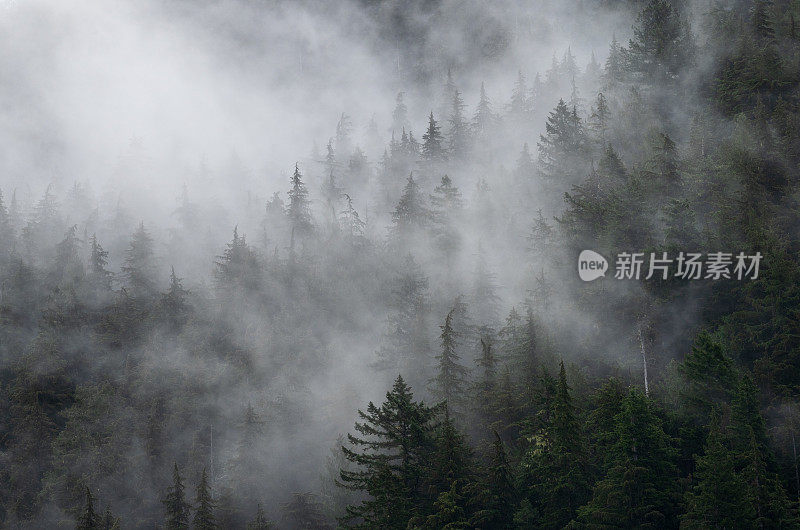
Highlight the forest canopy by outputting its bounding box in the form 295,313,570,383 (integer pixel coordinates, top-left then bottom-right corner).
1,0,800,528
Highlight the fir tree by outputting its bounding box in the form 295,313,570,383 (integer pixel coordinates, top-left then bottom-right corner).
682,415,753,528
87,234,112,293
339,376,438,529
214,227,261,299
421,112,446,162
121,222,157,297
193,468,216,530
431,308,469,409
473,82,497,138
626,0,695,80
537,99,589,184
163,463,191,530
76,487,100,530
604,34,625,84
287,163,312,248
447,89,469,160
507,70,531,121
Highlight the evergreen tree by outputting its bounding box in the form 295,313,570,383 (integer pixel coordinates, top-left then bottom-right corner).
507,70,531,121
604,34,625,84
472,82,497,138
513,143,536,183
431,308,469,409
575,389,680,528
390,174,430,244
588,92,610,146
287,163,312,248
751,0,775,42
447,89,469,160
87,234,112,293
339,376,438,529
162,267,189,329
214,227,261,300
626,0,695,80
76,487,100,530
193,468,216,530
421,112,446,162
163,463,191,530
477,432,515,529
537,99,589,184
682,415,753,528
121,222,157,297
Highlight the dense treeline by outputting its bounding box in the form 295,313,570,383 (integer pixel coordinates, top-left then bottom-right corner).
3,0,800,528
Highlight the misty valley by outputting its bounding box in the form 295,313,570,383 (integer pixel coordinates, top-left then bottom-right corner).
2,0,800,529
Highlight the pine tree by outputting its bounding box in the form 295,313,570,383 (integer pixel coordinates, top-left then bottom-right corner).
431,308,469,409
214,227,261,299
162,267,189,329
477,432,515,529
87,234,112,293
473,82,497,138
507,70,531,121
751,0,775,41
604,34,625,84
537,99,589,184
321,171,343,228
336,113,353,156
163,463,191,529
575,389,680,528
421,112,446,162
121,222,157,297
76,487,100,530
682,415,753,528
287,163,312,248
339,375,438,529
447,89,470,160
390,174,430,244
52,224,84,285
193,468,216,530
626,0,695,80
588,92,610,146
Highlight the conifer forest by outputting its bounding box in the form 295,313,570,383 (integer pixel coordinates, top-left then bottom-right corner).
3,0,800,528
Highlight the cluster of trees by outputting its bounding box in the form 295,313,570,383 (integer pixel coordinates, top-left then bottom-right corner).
1,0,800,527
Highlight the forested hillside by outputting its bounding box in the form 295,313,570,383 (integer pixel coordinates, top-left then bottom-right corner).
2,0,800,528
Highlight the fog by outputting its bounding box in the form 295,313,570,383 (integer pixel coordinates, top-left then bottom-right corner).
0,0,737,527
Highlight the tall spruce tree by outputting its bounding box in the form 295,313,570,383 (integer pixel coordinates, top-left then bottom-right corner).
287,163,312,249
431,308,469,410
121,222,157,297
163,463,191,530
339,376,438,529
76,487,100,530
193,468,216,530
421,112,446,162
